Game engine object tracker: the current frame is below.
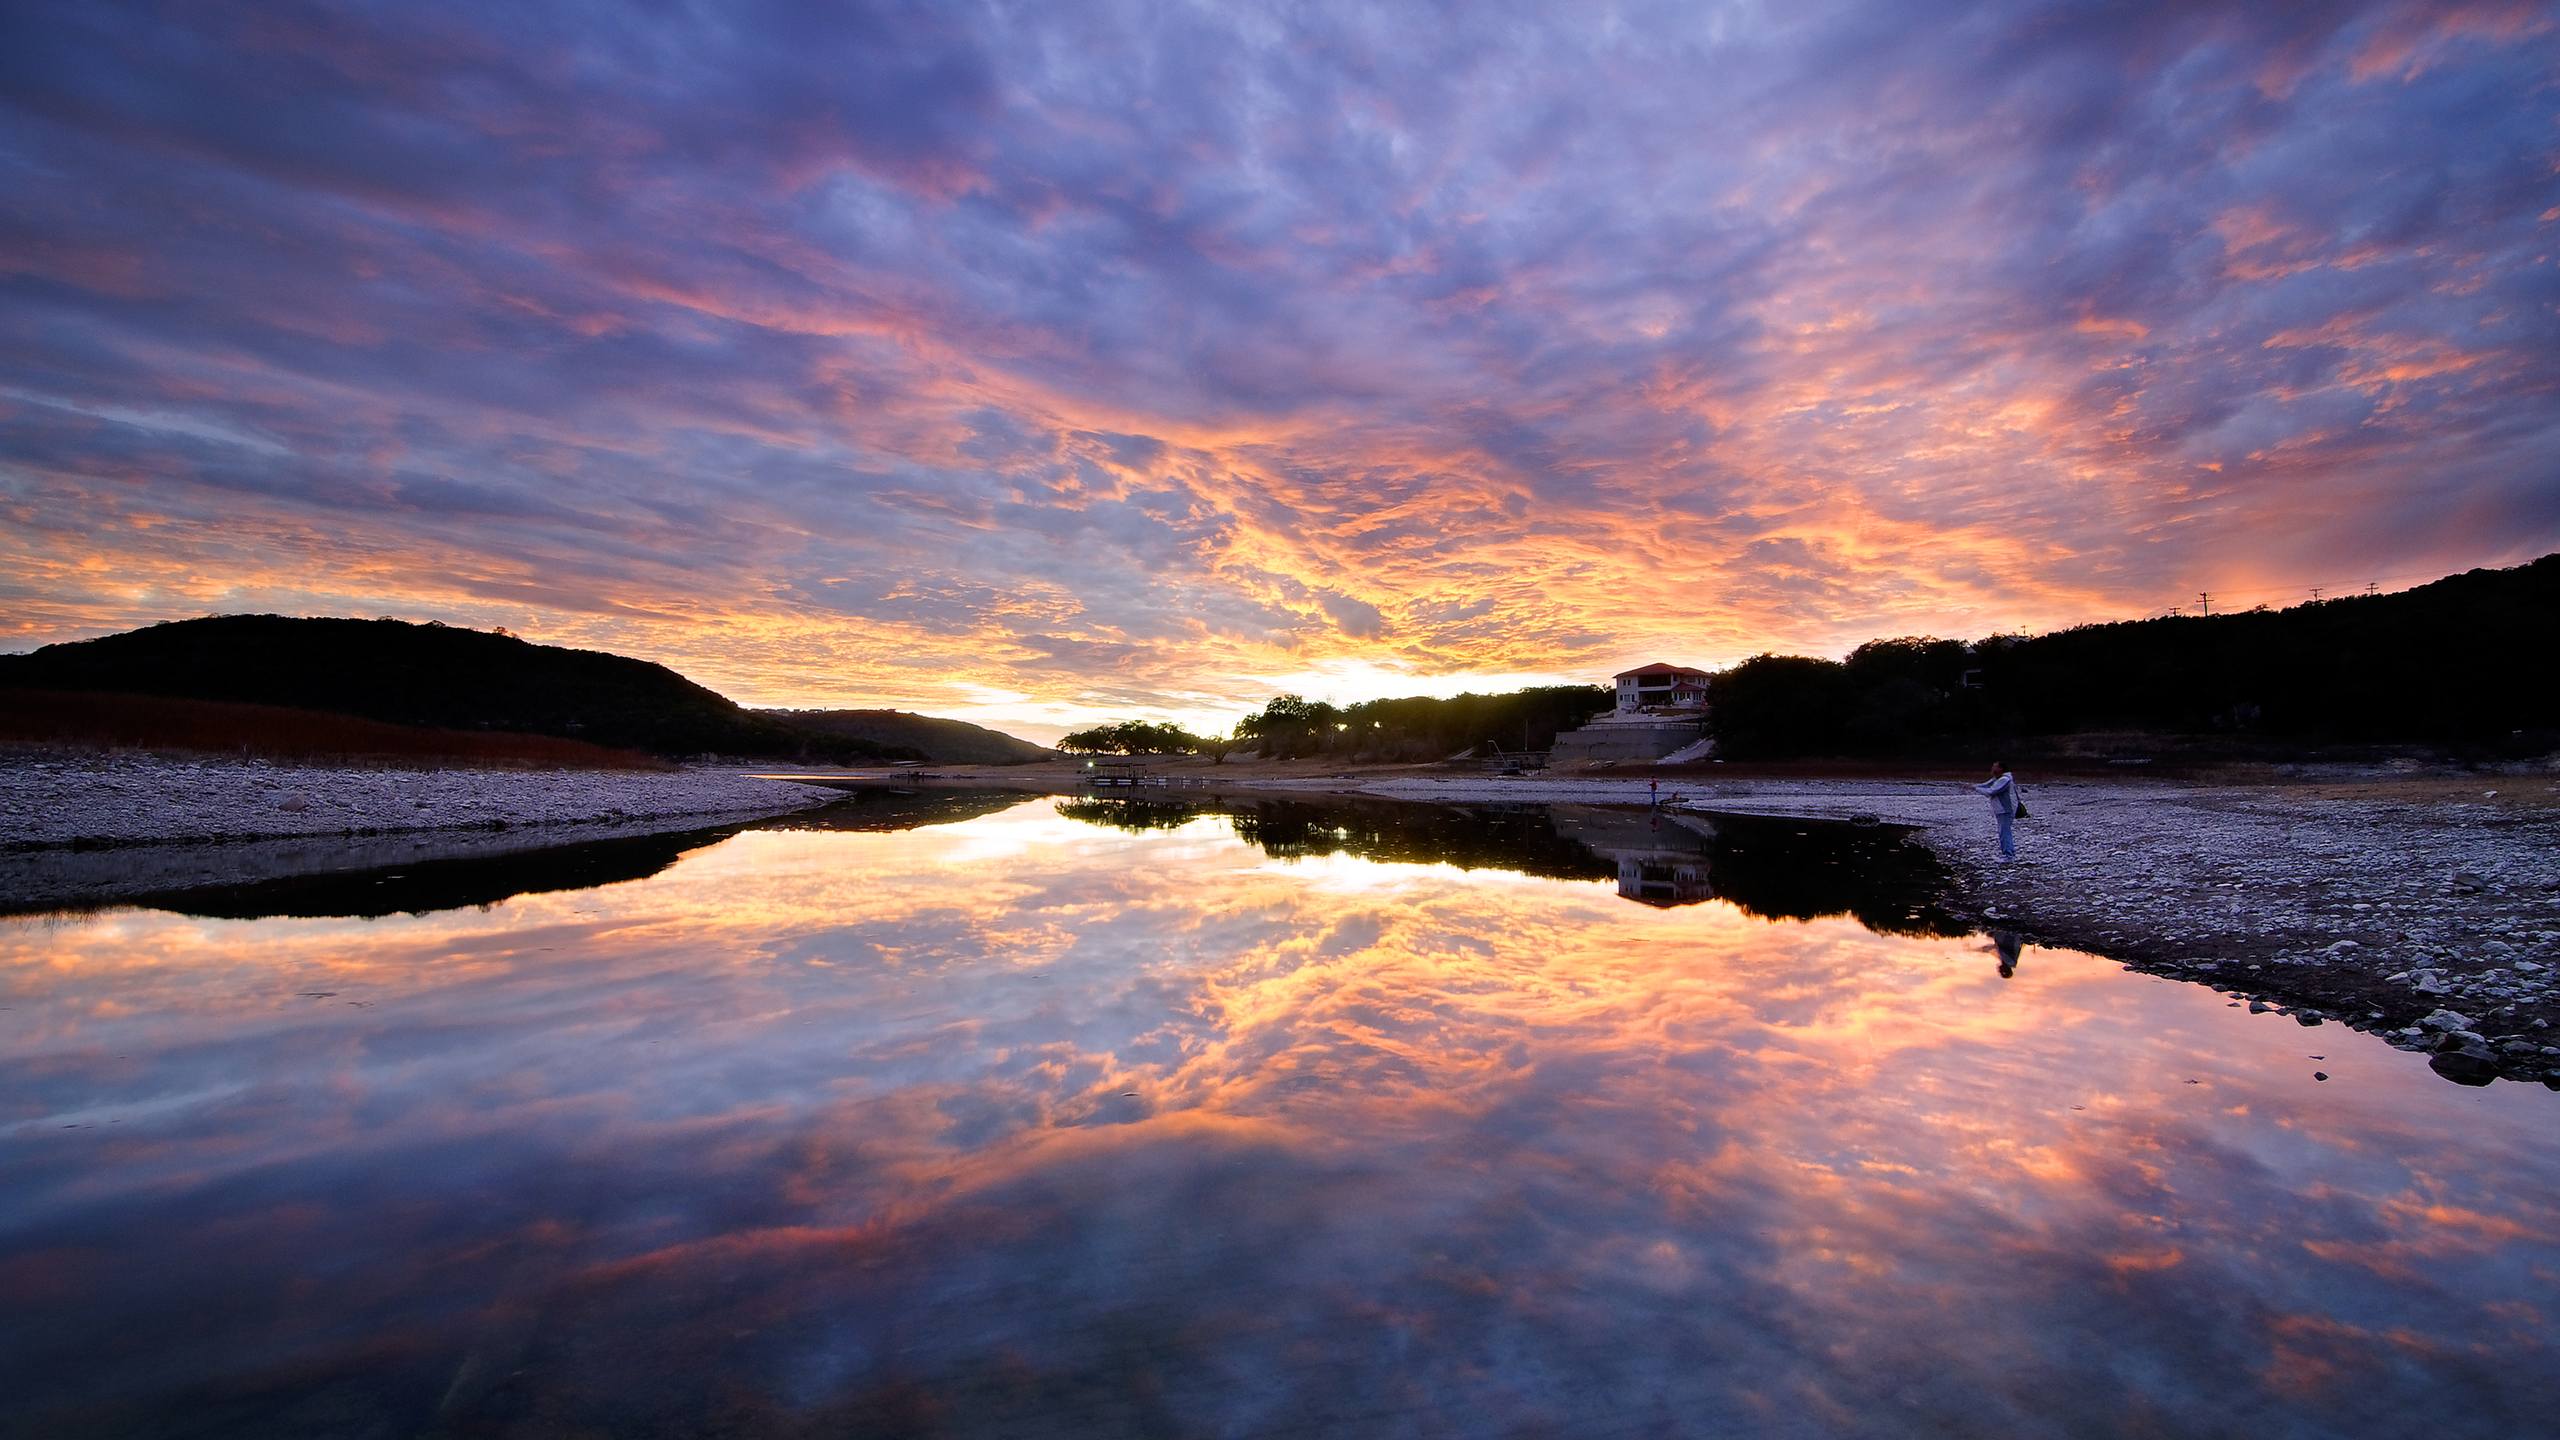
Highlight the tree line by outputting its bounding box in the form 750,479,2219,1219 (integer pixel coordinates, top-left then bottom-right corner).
1708,555,2559,758
1055,795,1965,936
1059,555,2555,764
1060,685,1612,761
1056,719,1214,756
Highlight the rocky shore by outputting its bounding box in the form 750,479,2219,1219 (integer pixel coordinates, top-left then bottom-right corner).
1925,778,2560,1089
8,750,2556,1086
0,752,831,912
1296,771,2560,1087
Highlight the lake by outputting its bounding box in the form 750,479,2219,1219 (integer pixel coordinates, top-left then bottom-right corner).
3,792,2554,1438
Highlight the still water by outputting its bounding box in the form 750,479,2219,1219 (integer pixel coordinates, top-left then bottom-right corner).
3,794,2554,1438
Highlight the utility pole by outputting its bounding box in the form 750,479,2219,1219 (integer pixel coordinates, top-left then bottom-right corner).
2309,587,2323,601
2197,591,2210,616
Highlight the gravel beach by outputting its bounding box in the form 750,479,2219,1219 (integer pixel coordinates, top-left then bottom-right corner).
0,752,831,911
8,750,2556,1085
1262,770,2560,1086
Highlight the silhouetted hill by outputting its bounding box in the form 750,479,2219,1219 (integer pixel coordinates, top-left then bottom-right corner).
0,689,664,768
1709,554,2560,759
760,709,1054,765
0,616,914,762
85,790,1034,921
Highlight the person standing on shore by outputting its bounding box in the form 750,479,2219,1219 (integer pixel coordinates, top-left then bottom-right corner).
1972,760,2023,862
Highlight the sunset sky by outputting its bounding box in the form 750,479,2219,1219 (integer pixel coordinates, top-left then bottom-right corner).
4,1,2556,741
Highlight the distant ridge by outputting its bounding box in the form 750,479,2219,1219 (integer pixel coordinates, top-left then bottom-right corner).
760,709,1055,765
1708,554,2560,759
0,616,933,762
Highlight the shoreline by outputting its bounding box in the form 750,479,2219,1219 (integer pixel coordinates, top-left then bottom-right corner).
0,752,832,913
1254,770,2560,1086
8,751,2555,1085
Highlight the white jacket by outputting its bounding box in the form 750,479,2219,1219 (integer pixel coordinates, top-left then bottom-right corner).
1972,772,2021,815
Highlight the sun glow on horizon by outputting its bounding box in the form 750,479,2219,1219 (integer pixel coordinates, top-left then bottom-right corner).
1,1,2552,739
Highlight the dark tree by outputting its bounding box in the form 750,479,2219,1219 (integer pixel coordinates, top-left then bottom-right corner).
1056,720,1211,755
1703,555,2560,758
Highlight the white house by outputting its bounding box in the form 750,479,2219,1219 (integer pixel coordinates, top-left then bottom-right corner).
1613,662,1711,715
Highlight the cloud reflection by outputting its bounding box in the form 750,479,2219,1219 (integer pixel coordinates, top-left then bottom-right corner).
0,797,2554,1435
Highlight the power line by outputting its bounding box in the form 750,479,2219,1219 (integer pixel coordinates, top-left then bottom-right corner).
2128,567,2465,624
2166,568,2451,606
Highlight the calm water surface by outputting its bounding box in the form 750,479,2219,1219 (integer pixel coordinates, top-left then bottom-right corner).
3,795,2554,1439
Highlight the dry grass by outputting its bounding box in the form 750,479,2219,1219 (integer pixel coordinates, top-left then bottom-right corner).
0,689,668,770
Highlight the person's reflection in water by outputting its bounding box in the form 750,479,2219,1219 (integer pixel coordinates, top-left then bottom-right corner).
1990,929,2025,979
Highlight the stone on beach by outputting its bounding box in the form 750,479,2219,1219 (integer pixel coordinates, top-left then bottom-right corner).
0,754,837,912
1301,766,2560,1083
